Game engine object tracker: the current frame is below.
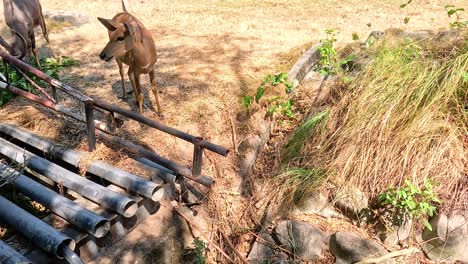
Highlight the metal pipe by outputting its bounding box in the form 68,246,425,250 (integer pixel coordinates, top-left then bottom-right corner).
0,195,75,258
10,64,56,103
0,138,138,217
84,99,96,151
0,240,31,264
0,82,112,133
0,164,110,238
192,137,203,178
92,98,229,157
133,157,177,200
63,246,85,264
134,157,176,183
0,124,165,202
0,49,91,102
95,129,215,187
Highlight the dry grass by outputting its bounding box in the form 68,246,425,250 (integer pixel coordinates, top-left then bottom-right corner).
290,32,468,214
1,0,467,262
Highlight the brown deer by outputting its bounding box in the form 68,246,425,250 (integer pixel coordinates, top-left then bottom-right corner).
97,5,161,115
0,29,26,59
1,0,54,69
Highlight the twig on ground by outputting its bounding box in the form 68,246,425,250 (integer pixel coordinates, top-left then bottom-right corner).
228,112,238,154
174,207,235,263
248,231,294,256
355,247,420,264
219,229,248,264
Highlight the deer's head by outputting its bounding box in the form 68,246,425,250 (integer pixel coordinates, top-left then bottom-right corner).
98,17,136,62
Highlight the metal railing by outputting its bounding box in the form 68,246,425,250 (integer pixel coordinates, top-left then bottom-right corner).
0,49,229,186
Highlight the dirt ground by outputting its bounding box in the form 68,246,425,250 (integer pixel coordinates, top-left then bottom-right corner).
0,0,466,263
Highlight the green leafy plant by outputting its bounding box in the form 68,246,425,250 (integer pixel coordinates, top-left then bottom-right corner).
399,0,413,24
0,56,79,106
193,237,206,264
445,5,467,29
243,72,295,118
314,28,355,77
462,71,468,82
352,32,360,41
404,16,410,24
378,179,441,231
399,0,413,9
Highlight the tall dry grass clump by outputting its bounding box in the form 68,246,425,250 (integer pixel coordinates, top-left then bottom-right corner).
292,33,467,212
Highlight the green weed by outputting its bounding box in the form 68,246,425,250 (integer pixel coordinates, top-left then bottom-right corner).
0,56,79,106
243,72,295,118
193,237,206,264
314,28,355,78
378,179,441,231
445,4,467,29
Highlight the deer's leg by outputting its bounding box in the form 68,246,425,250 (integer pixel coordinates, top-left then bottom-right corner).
149,69,162,115
40,16,55,57
29,32,41,70
128,68,143,113
116,59,127,98
134,73,143,113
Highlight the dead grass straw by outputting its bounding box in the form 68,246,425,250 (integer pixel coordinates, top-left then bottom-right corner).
300,33,467,212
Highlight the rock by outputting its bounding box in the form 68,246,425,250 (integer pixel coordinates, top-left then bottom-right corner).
239,111,271,197
333,186,369,219
273,220,329,261
402,30,433,40
288,44,322,86
330,232,394,264
292,191,344,219
435,30,463,42
43,11,90,26
378,219,412,247
420,213,468,263
248,230,288,264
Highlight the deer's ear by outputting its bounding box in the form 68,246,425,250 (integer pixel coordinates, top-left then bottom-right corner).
97,17,121,31
124,22,136,50
124,22,135,36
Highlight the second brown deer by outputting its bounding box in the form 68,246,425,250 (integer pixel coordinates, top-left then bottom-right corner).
1,0,54,69
97,6,162,115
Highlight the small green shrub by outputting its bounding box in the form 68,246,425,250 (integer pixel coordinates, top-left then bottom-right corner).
193,237,206,264
445,4,467,29
243,72,295,118
378,179,441,231
0,56,79,106
314,28,355,77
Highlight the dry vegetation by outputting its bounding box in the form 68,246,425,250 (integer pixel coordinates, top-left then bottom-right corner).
0,0,467,263
275,32,467,213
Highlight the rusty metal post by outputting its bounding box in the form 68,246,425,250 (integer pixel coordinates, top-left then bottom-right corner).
84,100,96,151
192,137,204,178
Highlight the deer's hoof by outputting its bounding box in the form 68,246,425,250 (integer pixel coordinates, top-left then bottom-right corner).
157,113,165,119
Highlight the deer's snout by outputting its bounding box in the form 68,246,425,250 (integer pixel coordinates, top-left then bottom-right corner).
99,50,114,62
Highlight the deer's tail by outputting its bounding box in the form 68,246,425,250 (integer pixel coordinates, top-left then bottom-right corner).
39,14,50,44
122,0,128,12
